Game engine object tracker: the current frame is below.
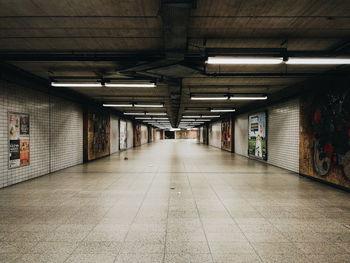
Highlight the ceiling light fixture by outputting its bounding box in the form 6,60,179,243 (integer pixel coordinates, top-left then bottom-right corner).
201,115,220,118
286,57,350,65
191,96,229,100
135,117,152,120
104,82,156,88
124,112,145,115
103,103,133,107
183,116,201,118
134,104,164,108
206,56,283,65
51,82,102,87
210,108,236,112
145,112,167,116
229,95,267,100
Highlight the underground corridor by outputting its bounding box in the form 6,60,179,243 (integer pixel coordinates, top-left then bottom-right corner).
0,0,350,263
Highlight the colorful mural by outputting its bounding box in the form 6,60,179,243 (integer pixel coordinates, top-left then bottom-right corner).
300,86,350,189
84,109,110,161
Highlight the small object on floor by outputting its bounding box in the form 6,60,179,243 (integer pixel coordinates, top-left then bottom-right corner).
170,187,175,190
124,157,128,160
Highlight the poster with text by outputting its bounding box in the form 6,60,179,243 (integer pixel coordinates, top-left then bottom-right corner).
8,113,30,168
248,112,267,160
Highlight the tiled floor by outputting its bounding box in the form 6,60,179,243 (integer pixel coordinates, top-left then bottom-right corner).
0,140,349,263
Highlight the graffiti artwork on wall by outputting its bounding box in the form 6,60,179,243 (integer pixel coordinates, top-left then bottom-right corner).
91,113,110,154
221,119,231,151
248,112,267,160
307,87,350,179
8,112,30,168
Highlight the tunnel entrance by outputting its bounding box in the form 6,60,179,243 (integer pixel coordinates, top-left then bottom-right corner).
164,131,175,139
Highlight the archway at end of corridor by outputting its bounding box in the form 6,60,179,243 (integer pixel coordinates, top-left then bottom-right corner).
164,131,175,139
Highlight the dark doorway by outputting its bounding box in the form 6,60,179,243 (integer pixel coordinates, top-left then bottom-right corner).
165,131,175,139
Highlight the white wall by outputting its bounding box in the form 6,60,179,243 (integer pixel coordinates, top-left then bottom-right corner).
267,99,300,172
155,130,161,141
234,114,248,157
234,98,300,173
141,125,148,145
0,80,83,189
209,121,221,148
126,120,133,149
50,96,83,172
198,127,203,143
110,115,119,154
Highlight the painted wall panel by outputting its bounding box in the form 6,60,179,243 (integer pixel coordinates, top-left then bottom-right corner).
300,87,350,189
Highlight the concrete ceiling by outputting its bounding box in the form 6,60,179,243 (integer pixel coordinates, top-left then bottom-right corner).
0,0,350,128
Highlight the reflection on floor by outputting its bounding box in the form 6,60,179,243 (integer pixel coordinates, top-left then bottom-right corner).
0,140,349,263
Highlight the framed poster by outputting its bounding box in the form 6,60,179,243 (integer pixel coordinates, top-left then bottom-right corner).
248,111,267,160
8,112,30,168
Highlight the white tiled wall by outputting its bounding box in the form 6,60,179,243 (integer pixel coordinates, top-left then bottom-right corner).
267,99,300,172
234,99,300,172
234,113,249,157
0,80,83,189
50,96,83,172
110,115,119,154
208,121,221,148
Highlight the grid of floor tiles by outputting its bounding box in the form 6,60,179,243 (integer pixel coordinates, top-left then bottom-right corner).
0,140,349,263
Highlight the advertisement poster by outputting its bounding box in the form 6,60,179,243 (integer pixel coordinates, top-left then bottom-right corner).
119,120,127,150
8,113,30,168
248,112,267,160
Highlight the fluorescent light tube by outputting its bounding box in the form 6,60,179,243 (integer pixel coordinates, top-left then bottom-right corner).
135,117,151,120
145,112,167,116
183,116,201,118
191,96,228,100
206,57,283,65
210,109,236,112
134,104,164,108
103,103,133,107
201,115,220,118
152,118,168,120
230,96,267,100
124,112,145,115
104,83,156,88
286,58,350,65
52,82,102,87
